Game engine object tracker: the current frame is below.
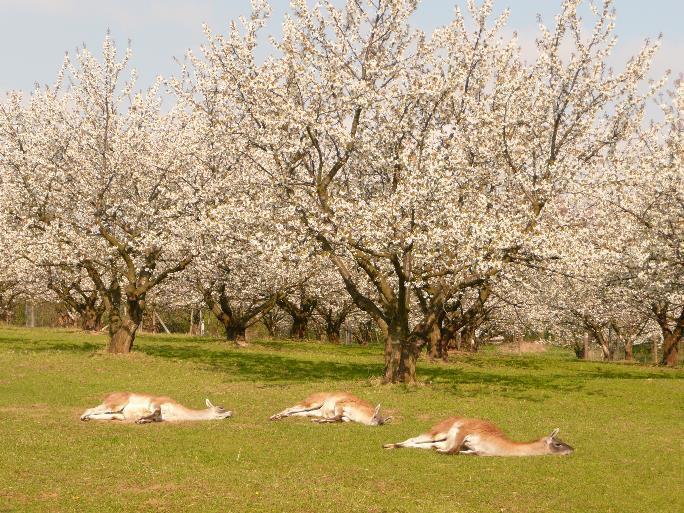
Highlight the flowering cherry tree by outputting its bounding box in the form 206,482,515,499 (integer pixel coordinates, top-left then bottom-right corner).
0,239,27,323
188,0,660,382
595,81,683,366
0,37,198,352
0,0,678,376
170,51,313,345
34,266,106,331
179,222,295,344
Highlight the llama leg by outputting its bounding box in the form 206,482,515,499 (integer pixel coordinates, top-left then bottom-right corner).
80,403,112,421
383,433,445,449
135,408,162,424
82,411,127,421
311,414,345,423
269,404,322,420
311,403,346,423
436,427,466,454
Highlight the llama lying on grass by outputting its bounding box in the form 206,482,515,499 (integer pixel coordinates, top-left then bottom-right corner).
270,392,391,425
80,392,232,424
384,417,573,456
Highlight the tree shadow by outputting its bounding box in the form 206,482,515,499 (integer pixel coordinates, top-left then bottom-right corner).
422,368,588,402
4,333,679,402
138,343,384,382
44,342,104,353
134,343,595,402
0,339,104,353
0,336,29,345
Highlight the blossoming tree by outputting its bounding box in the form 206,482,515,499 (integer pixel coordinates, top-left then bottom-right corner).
0,37,199,352
188,0,659,382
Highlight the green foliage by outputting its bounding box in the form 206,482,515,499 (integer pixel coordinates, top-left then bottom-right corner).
0,327,682,513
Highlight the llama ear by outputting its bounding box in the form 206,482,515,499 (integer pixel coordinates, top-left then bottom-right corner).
374,404,381,416
206,398,214,408
549,428,560,440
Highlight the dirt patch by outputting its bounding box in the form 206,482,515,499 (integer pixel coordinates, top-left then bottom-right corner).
497,342,547,354
0,404,50,414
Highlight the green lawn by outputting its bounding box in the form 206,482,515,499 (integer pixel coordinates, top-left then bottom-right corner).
0,326,682,513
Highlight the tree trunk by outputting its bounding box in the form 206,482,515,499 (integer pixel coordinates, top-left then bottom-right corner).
426,321,442,361
462,325,476,352
225,323,247,345
263,317,278,337
574,332,589,360
290,315,308,339
278,295,317,340
398,338,419,384
651,303,681,367
439,323,454,357
80,305,102,331
433,320,448,362
383,319,417,384
594,331,612,361
662,332,680,367
212,310,248,347
427,328,438,361
204,290,248,347
326,326,341,344
107,293,144,354
624,338,633,362
383,325,402,383
108,319,138,353
319,306,350,345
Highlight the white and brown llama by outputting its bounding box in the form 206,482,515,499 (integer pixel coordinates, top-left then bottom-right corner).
80,392,232,424
270,392,390,425
384,417,573,456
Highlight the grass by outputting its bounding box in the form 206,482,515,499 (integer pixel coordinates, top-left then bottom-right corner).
0,326,682,513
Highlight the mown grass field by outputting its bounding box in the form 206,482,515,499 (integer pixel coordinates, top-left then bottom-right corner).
0,326,682,513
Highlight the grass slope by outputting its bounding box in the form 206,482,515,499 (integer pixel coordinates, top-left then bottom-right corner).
0,326,682,513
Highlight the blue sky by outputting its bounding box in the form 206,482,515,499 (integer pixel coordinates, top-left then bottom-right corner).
0,0,681,94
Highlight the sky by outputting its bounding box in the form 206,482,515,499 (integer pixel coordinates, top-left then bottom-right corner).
0,0,682,95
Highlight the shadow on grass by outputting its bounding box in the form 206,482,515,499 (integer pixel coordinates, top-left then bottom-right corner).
0,336,29,345
0,338,104,353
5,332,679,402
139,343,384,383
45,342,104,353
135,343,593,402
250,338,382,357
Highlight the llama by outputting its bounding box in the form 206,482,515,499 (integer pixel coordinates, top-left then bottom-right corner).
384,417,573,456
270,392,390,425
80,392,232,424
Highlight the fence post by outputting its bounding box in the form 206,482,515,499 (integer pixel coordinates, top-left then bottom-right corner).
155,311,171,334
583,332,590,360
25,302,36,328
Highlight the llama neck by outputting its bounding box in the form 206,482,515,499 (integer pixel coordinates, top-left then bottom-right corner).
168,404,213,421
501,438,548,456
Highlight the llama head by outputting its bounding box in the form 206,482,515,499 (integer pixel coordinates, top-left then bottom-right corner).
205,398,233,419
